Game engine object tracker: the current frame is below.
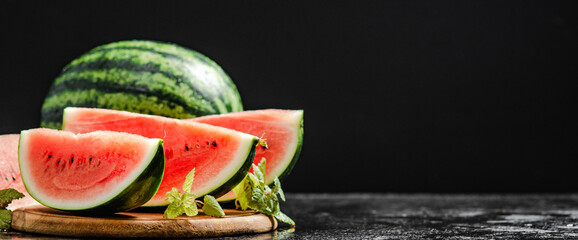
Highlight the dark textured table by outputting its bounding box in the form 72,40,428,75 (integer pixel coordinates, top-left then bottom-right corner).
3,193,578,239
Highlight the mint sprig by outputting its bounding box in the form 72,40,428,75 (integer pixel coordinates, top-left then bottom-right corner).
202,195,225,218
233,158,295,227
163,169,225,219
0,188,25,230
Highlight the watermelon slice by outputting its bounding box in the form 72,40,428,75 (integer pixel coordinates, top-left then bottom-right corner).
18,128,165,213
62,107,258,206
190,109,303,201
0,134,39,209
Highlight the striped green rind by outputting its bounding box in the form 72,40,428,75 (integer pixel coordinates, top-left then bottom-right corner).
206,138,258,199
217,110,304,203
74,142,165,214
42,89,197,129
41,40,243,129
275,111,304,183
20,136,165,214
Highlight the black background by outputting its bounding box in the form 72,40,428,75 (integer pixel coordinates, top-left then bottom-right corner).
1,1,576,193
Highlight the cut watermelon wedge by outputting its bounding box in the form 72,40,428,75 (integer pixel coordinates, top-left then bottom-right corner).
62,107,258,206
0,134,25,193
0,134,40,209
19,129,165,213
190,109,303,201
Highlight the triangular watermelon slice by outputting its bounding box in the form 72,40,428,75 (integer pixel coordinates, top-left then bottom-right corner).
189,109,303,201
19,128,165,213
0,134,39,209
62,107,258,206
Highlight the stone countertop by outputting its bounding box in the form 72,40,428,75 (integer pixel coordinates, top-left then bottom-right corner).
3,193,578,239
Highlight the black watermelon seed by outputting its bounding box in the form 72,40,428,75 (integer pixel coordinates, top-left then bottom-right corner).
185,145,189,151
206,141,210,145
70,157,74,163
89,158,92,162
12,177,15,181
48,155,52,158
57,160,60,164
212,142,217,147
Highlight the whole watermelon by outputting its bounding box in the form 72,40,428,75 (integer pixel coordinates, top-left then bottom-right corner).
41,40,243,129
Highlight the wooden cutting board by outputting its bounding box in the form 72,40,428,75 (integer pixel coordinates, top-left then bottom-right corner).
11,205,277,238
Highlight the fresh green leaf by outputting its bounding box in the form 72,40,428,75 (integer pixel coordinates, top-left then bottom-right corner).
273,211,296,227
166,187,181,203
164,169,198,219
248,172,260,187
182,168,195,193
0,209,12,230
0,188,25,209
267,192,280,214
232,176,249,198
202,195,225,218
233,159,295,226
250,186,265,202
255,188,278,215
234,174,257,211
165,168,229,219
273,177,285,202
181,192,197,202
163,201,184,219
181,192,198,217
249,193,270,214
257,158,267,180
184,206,198,217
0,188,24,230
253,159,267,185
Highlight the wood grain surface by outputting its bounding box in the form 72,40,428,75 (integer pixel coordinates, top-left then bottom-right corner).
11,205,277,238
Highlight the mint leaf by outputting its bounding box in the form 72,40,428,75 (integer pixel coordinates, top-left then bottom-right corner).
0,188,24,230
164,201,184,219
255,187,278,215
253,159,266,185
233,159,295,227
273,211,295,227
0,188,25,209
181,192,198,217
164,169,198,219
184,205,198,217
0,209,12,230
165,169,224,219
234,173,258,211
202,195,225,218
249,187,269,214
272,177,285,202
166,187,181,203
182,168,195,193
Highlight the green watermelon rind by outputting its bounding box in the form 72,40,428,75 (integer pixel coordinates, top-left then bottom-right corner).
83,144,165,214
142,136,258,207
275,110,304,183
216,110,304,203
206,138,258,198
40,40,243,129
18,130,165,214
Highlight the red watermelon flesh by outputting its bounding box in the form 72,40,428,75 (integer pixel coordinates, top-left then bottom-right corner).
190,109,303,201
19,128,165,212
0,134,39,209
63,107,258,206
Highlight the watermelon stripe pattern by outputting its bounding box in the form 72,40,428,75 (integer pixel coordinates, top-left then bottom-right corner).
41,40,243,129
